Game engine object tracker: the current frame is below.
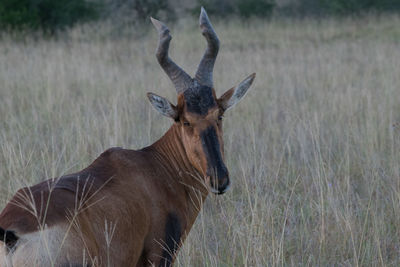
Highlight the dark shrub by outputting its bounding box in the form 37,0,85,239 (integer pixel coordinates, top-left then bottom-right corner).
293,0,400,16
132,0,175,21
193,0,275,18
107,0,176,23
193,0,235,17
236,0,275,18
0,0,99,32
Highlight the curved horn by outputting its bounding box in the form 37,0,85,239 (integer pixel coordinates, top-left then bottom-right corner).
151,17,192,94
195,7,220,88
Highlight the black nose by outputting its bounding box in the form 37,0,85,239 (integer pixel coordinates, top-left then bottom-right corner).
217,176,230,194
208,168,230,194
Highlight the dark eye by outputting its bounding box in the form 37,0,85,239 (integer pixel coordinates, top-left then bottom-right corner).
218,116,223,121
183,121,191,127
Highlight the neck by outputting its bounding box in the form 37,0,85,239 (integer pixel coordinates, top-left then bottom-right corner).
147,124,209,228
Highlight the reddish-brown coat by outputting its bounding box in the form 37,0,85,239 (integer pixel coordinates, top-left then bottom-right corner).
0,124,209,266
0,8,255,266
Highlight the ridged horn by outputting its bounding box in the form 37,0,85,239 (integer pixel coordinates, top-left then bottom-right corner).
195,7,220,88
150,17,192,94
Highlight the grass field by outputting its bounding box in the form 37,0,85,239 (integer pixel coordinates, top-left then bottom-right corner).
1,14,400,266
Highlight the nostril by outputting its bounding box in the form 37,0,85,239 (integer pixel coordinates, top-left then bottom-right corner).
210,175,230,194
219,176,229,188
217,177,230,194
206,162,230,193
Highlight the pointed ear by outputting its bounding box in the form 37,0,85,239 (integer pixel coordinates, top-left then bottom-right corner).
218,73,256,111
147,92,178,120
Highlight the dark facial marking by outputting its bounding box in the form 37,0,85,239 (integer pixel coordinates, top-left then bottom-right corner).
201,127,228,180
159,213,182,267
0,227,18,251
183,83,216,115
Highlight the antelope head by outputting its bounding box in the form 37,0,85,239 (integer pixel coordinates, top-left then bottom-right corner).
148,8,255,195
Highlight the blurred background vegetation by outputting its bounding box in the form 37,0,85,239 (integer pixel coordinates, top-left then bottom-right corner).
0,0,400,33
1,0,400,266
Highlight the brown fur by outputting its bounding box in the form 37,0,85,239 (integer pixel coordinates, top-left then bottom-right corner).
0,10,255,265
0,77,257,266
0,120,215,266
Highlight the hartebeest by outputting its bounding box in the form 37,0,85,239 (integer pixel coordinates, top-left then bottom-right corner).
0,8,255,267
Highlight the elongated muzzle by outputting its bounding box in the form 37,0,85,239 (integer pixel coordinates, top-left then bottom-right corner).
201,126,230,194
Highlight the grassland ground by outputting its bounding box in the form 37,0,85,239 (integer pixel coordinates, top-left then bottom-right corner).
1,14,400,266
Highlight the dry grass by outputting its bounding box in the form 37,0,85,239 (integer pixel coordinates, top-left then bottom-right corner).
1,14,400,266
